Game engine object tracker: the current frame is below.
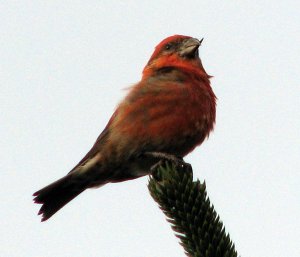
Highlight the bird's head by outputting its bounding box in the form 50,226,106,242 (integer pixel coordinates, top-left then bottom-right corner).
143,35,208,78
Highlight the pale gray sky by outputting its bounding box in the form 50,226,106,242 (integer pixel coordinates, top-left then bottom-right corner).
1,1,299,257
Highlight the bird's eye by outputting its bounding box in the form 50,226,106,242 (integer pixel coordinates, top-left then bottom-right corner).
165,43,172,50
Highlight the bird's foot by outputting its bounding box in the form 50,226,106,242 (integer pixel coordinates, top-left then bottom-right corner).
144,151,191,172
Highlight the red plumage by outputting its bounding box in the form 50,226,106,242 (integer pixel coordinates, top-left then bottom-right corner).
33,35,216,221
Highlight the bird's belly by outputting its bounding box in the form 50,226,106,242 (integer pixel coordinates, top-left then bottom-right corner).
149,104,214,156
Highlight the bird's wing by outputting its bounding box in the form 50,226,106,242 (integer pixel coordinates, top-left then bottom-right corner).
68,109,119,173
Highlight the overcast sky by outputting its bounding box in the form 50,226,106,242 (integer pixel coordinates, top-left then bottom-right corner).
1,1,299,257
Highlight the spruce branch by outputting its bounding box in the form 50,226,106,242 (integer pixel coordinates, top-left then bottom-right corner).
148,162,238,257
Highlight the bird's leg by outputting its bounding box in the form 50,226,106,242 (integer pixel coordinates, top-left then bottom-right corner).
145,152,192,181
149,159,165,175
144,151,190,171
144,151,183,163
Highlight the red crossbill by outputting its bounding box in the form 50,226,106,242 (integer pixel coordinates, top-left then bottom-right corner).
33,35,216,221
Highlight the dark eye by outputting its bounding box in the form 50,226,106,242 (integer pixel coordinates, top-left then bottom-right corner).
165,43,172,50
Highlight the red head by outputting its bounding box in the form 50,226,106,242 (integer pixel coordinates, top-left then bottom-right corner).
143,35,207,79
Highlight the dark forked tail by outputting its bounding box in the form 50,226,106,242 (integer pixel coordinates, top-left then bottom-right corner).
33,174,87,222
33,151,112,221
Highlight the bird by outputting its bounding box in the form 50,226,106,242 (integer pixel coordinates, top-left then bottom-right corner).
33,35,216,222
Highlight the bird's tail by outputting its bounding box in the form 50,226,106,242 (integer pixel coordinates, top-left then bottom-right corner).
33,173,90,221
33,153,111,221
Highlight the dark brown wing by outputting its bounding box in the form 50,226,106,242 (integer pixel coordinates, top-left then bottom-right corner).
68,109,119,173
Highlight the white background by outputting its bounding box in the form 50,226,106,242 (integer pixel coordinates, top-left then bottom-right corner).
1,1,299,257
